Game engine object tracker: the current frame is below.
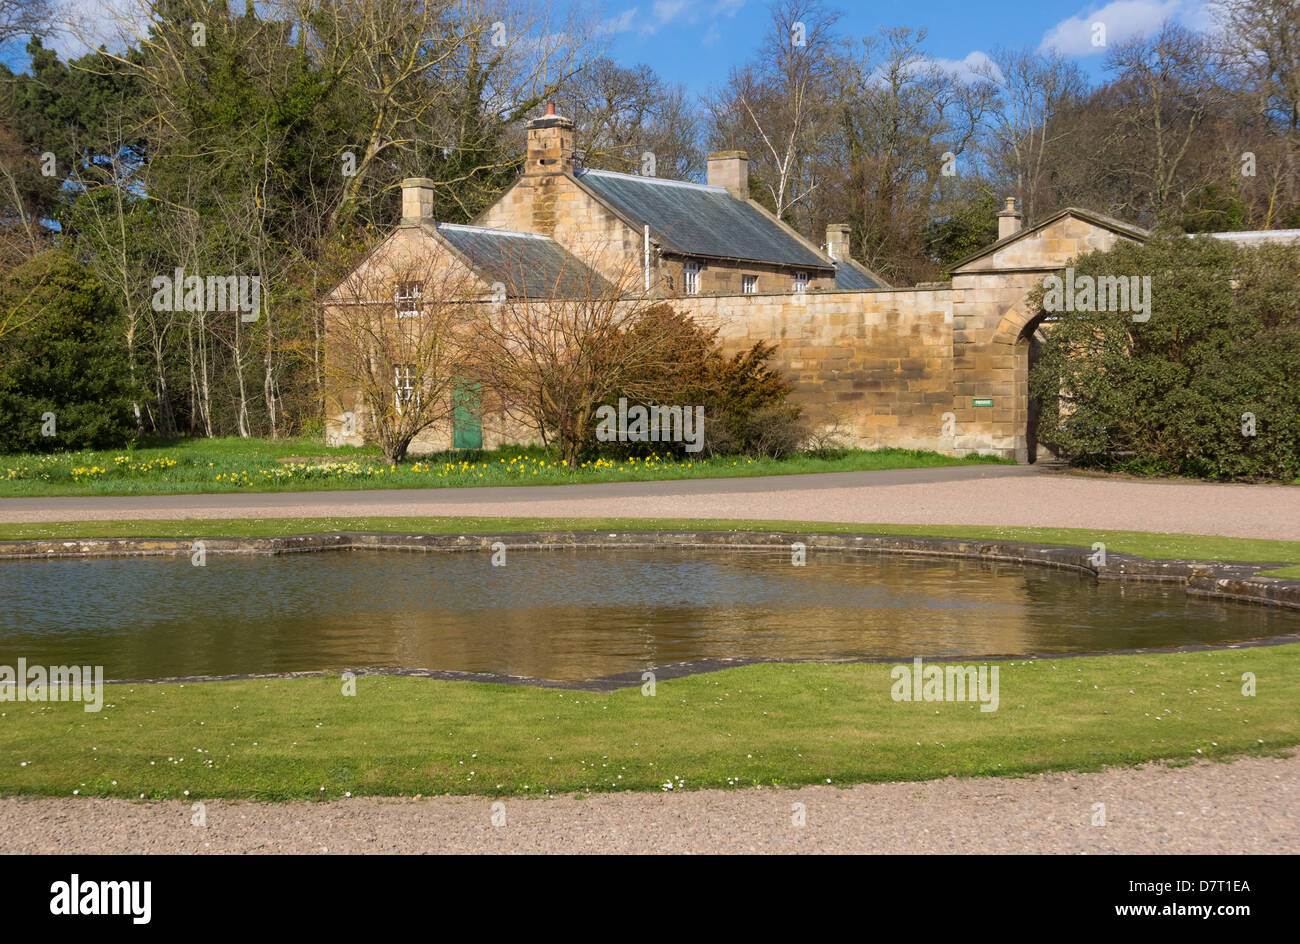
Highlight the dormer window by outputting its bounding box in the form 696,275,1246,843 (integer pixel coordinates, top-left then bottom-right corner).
684,262,701,295
394,281,423,318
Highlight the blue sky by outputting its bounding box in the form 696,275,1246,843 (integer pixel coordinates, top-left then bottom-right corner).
9,0,1215,88
594,0,1216,93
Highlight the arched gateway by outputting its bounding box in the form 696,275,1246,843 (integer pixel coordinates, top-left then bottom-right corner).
947,206,1150,462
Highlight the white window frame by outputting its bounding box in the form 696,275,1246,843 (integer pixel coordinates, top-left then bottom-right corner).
742,275,758,294
683,262,700,296
394,281,423,319
793,272,808,293
394,364,420,413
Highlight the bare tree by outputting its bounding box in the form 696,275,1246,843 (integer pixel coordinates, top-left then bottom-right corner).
976,47,1087,226
835,26,994,282
566,58,701,180
466,251,680,467
0,0,51,45
1103,23,1231,225
1214,0,1300,135
1213,0,1300,228
705,0,841,223
324,251,478,463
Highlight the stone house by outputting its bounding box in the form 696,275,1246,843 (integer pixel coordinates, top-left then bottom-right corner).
325,104,1287,462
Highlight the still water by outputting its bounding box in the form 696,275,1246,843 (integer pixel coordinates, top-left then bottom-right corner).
1,548,1294,681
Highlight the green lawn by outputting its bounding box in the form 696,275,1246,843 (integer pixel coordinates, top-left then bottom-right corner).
0,437,1010,497
1,649,1293,800
4,516,1298,575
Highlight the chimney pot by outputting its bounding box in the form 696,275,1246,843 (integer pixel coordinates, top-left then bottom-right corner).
525,106,575,176
401,177,436,221
996,196,1023,240
825,223,851,261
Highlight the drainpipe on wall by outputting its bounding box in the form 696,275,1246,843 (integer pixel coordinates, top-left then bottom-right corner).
644,224,651,293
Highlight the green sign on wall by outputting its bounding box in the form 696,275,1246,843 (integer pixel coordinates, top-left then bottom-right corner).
971,398,994,407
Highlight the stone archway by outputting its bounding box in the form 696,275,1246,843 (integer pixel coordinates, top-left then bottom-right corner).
1020,322,1054,463
994,305,1051,464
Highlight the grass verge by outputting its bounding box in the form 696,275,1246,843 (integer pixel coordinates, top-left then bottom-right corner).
3,516,1298,574
0,649,1294,800
0,437,1010,497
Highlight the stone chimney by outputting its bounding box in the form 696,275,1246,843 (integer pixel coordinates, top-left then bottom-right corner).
825,223,851,261
997,196,1023,240
525,102,575,176
707,150,749,200
401,178,435,222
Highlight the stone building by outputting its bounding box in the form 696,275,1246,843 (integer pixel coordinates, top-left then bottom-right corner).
326,104,1284,462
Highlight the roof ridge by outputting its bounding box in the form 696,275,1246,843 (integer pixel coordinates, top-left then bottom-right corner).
1058,206,1150,237
576,167,723,192
435,222,552,240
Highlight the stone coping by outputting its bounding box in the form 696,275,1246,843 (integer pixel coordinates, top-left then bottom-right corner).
4,529,1299,613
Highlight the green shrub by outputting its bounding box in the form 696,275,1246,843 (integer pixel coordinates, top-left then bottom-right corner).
0,250,138,453
612,306,800,458
1029,236,1300,480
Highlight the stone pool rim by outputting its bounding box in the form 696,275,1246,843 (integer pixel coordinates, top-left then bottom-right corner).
4,528,1299,608
5,529,1299,689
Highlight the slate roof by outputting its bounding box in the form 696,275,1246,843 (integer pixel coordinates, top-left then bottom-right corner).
833,259,887,290
434,223,610,298
572,168,832,270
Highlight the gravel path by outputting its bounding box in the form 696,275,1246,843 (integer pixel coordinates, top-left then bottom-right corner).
4,754,1296,854
3,466,1298,540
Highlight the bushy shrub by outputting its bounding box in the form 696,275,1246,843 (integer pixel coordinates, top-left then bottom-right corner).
0,250,138,453
1029,236,1300,480
609,306,801,458
713,404,808,459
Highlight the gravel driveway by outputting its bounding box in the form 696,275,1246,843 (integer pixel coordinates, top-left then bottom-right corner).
3,466,1298,540
4,753,1295,854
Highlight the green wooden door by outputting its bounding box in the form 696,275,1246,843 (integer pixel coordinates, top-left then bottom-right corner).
452,380,483,449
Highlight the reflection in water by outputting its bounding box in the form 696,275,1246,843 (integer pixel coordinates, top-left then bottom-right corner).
0,548,1294,681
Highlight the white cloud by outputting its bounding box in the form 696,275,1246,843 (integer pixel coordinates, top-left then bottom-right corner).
47,0,148,59
930,50,1000,85
652,0,689,25
641,0,717,36
1179,0,1217,33
599,7,640,35
712,0,746,15
1039,0,1186,56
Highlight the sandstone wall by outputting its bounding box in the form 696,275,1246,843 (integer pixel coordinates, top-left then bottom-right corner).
686,288,956,452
